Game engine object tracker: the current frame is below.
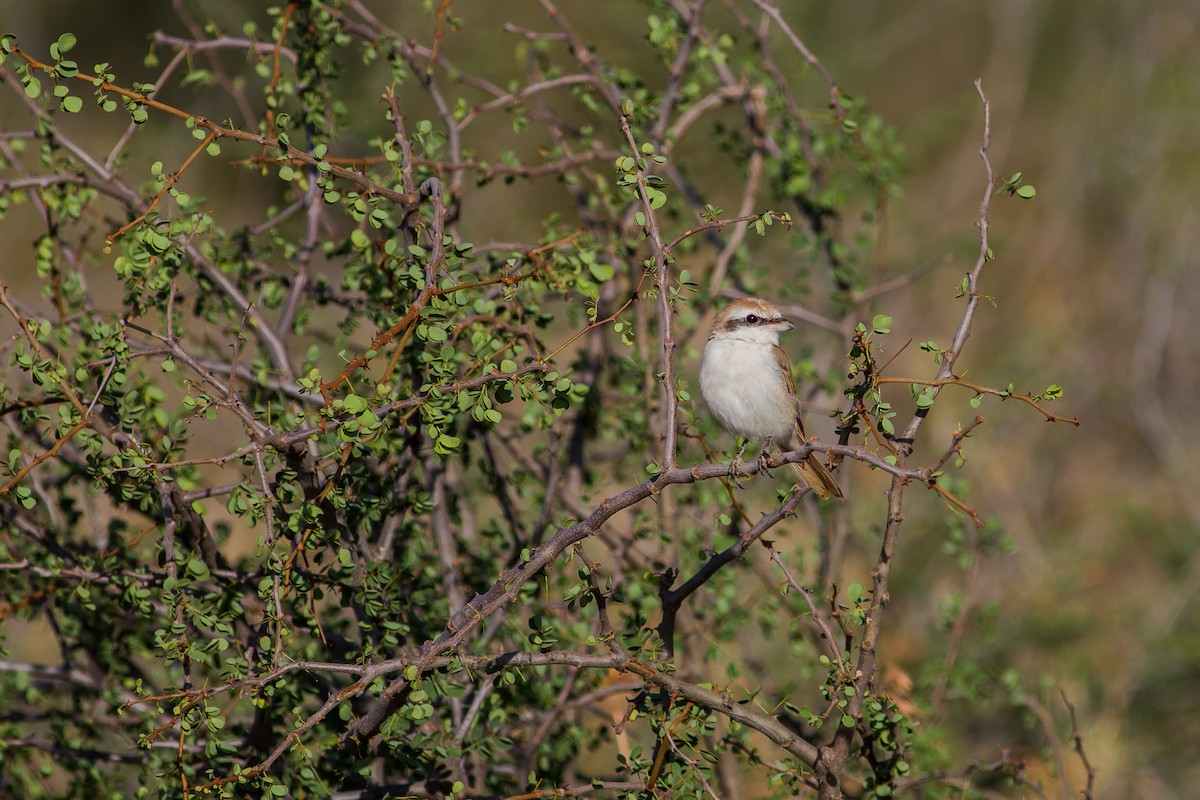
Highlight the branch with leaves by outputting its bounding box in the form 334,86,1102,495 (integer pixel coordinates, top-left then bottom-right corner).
0,4,1088,800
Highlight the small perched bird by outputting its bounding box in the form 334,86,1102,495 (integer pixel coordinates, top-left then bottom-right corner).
699,297,843,499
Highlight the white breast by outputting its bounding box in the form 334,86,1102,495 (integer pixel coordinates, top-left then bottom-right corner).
699,338,797,445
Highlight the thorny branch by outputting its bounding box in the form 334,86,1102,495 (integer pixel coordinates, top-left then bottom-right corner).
813,79,1030,798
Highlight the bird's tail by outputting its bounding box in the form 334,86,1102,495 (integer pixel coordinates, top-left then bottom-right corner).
791,453,843,500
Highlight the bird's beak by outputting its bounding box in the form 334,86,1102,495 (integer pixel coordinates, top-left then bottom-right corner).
781,318,795,331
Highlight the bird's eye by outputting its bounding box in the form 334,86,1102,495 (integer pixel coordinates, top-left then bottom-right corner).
745,314,759,324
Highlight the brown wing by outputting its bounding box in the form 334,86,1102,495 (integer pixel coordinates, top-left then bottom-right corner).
771,344,806,441
772,344,843,499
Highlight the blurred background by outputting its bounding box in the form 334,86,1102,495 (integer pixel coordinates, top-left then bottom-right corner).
813,3,1200,795
3,1,1198,795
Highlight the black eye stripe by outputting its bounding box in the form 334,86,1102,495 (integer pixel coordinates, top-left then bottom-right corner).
731,313,776,326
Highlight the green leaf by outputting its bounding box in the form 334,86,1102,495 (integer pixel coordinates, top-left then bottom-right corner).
1016,184,1037,199
60,95,82,113
588,262,614,282
871,314,892,334
187,559,210,580
500,359,518,374
436,433,461,453
56,32,77,55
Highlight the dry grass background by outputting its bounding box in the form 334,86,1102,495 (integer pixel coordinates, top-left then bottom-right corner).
810,2,1200,795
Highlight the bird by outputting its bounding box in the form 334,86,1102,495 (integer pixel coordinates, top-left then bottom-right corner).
699,296,843,499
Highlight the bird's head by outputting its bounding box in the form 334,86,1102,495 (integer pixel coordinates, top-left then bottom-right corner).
709,297,795,345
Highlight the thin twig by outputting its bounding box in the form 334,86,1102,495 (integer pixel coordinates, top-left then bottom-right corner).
1061,689,1097,800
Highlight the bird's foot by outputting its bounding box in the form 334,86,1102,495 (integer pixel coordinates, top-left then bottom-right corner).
726,439,750,486
757,449,776,477
728,452,747,486
757,438,776,477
